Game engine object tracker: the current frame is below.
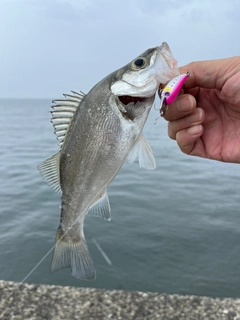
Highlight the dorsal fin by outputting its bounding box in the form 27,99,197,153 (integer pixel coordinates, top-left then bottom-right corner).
51,91,85,149
37,153,61,193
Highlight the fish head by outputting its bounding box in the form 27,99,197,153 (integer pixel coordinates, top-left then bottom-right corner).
111,42,179,99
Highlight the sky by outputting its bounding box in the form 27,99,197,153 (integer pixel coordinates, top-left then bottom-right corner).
0,0,240,98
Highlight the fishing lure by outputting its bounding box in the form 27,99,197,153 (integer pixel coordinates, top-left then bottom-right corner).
159,72,190,117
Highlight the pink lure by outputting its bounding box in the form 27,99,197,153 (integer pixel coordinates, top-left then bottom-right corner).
159,72,190,116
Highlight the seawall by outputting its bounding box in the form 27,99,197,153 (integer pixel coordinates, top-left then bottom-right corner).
0,280,240,319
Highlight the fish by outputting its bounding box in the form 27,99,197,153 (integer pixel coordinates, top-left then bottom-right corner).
38,42,179,280
159,72,190,117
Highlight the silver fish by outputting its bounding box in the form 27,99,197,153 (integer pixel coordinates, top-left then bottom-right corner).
38,42,179,280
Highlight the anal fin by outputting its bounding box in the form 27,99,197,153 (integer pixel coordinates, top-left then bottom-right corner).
88,189,111,221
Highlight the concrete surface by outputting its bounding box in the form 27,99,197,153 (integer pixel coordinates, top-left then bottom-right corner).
0,280,240,320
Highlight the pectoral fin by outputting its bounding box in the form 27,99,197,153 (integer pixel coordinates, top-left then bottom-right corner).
127,133,156,170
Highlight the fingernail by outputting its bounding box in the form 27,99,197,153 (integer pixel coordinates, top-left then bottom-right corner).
188,125,202,135
176,95,193,112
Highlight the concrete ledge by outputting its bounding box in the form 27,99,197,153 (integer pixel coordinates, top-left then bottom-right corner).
0,280,240,320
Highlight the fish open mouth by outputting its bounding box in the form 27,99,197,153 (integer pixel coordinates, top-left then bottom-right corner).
117,95,148,121
118,95,145,105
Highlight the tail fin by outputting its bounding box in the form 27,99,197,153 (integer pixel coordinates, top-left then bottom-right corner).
50,227,96,280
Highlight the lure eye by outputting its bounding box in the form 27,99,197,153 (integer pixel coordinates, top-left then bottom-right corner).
131,57,147,70
164,92,170,97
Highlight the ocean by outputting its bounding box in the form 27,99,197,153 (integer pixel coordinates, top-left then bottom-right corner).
1,98,240,298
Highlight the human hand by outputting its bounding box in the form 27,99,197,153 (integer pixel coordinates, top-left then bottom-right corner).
163,57,240,162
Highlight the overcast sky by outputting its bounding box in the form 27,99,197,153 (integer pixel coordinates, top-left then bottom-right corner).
1,0,240,98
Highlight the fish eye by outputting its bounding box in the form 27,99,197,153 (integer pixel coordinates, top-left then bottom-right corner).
131,57,147,70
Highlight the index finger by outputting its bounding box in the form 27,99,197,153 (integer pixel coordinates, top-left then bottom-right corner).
164,93,196,121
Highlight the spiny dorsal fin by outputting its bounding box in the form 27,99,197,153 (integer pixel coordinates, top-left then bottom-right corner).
127,133,156,170
51,91,85,149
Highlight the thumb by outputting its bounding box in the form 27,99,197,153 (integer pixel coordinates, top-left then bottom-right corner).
179,57,240,90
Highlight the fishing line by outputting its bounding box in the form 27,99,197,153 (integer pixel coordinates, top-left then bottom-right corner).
22,214,83,281
144,102,162,135
0,212,83,319
0,93,162,318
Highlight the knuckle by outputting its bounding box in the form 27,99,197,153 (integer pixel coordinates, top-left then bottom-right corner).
168,123,176,140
